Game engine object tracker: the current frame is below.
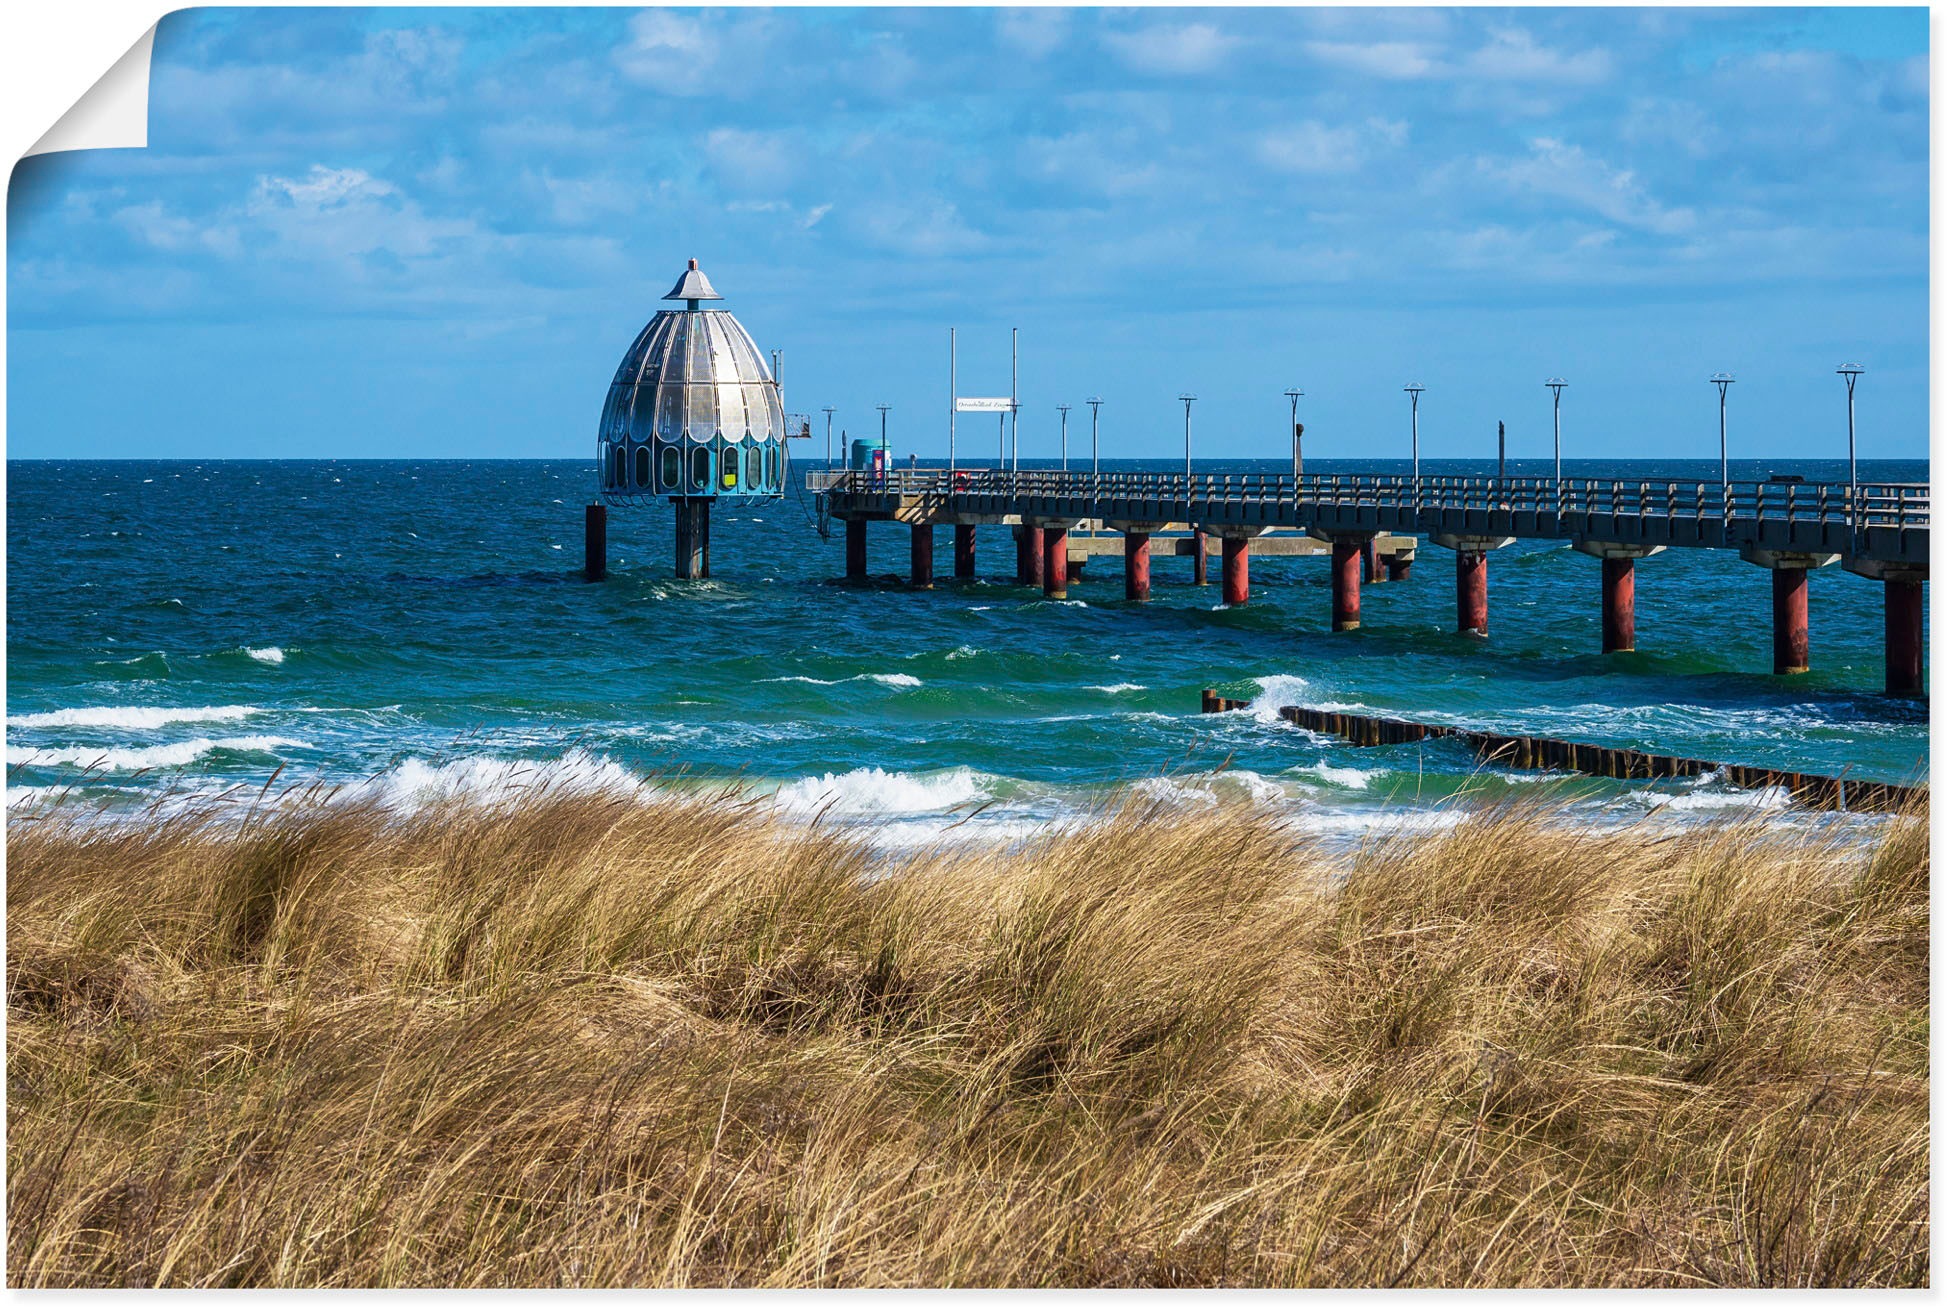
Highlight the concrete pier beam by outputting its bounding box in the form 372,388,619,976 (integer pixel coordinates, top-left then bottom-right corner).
676,498,712,580
583,503,607,582
953,523,976,579
1331,541,1362,631
844,516,867,581
911,523,935,589
1042,525,1069,599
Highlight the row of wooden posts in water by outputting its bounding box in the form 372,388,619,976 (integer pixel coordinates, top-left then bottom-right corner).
1199,690,1924,814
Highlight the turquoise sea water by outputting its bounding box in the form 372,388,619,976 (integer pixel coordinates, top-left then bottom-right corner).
6,458,1928,842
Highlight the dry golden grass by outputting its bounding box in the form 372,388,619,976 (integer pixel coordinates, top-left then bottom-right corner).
5,783,1928,1287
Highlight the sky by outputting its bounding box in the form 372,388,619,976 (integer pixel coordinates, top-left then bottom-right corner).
5,6,1931,463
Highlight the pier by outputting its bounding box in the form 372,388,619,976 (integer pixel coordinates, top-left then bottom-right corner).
813,468,1930,694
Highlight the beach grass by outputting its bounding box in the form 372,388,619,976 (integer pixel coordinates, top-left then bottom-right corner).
6,784,1928,1287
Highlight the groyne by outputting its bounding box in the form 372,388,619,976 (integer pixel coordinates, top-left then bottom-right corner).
1199,690,1925,814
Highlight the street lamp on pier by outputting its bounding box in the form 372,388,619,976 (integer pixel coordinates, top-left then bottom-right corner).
1709,373,1734,514
1404,383,1424,510
1087,396,1103,481
1838,363,1863,539
1284,387,1304,484
1057,404,1071,474
1178,394,1196,484
822,406,835,469
1545,378,1567,486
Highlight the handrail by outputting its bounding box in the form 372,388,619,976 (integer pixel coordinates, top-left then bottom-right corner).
808,467,1930,532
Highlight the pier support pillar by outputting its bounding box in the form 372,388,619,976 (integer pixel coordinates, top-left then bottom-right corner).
1013,524,1043,587
1361,539,1383,585
583,503,607,582
1601,558,1635,653
1042,526,1069,600
1384,551,1412,582
911,523,934,589
1772,567,1810,675
953,523,976,580
675,498,711,580
1124,533,1152,602
1221,536,1250,606
1193,529,1209,586
1330,541,1362,631
1885,577,1925,697
1742,548,1838,676
844,517,867,581
1456,550,1488,635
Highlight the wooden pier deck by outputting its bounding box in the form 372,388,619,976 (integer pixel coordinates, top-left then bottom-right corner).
813,468,1930,694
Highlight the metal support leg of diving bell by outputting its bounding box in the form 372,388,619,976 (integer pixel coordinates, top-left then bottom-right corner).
1331,541,1361,631
1193,529,1209,586
1772,566,1810,675
1125,532,1151,602
911,523,934,589
583,503,607,582
675,498,711,580
1457,550,1488,636
845,517,867,581
1886,577,1925,697
1042,527,1068,600
1222,536,1249,606
954,524,976,580
1601,556,1635,654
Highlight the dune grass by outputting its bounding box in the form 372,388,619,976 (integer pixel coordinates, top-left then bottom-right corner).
5,784,1928,1287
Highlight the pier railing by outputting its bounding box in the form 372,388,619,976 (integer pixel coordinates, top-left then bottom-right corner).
808,468,1929,532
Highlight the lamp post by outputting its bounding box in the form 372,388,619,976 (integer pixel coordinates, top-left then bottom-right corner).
1838,363,1863,539
1284,387,1304,484
948,327,956,474
1057,404,1071,474
1178,394,1196,484
1087,396,1103,480
822,406,835,469
1545,378,1566,486
1404,383,1424,510
1710,373,1734,516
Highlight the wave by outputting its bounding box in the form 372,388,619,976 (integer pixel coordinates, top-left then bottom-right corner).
761,673,922,689
354,748,646,810
246,646,287,665
1288,761,1380,791
8,736,311,772
1244,674,1314,724
1086,683,1147,694
7,704,263,730
771,766,994,818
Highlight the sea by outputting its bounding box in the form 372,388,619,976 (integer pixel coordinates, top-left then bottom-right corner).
6,457,1929,846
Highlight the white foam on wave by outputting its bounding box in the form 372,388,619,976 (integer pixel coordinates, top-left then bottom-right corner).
1086,682,1146,694
1130,770,1289,809
771,765,994,818
8,736,311,772
355,748,645,810
1242,674,1313,724
246,646,286,664
762,672,922,689
1624,784,1791,813
7,704,262,730
945,645,980,661
1289,761,1380,791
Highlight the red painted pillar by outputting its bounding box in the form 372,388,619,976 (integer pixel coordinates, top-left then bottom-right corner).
1331,541,1361,631
1125,532,1151,602
953,524,976,579
911,523,934,588
1014,524,1043,587
1042,526,1068,599
1361,539,1382,584
1772,566,1809,674
1221,536,1249,606
1457,550,1488,635
1601,557,1635,653
1384,554,1411,582
844,517,867,580
1192,529,1209,585
583,503,607,582
1886,578,1923,696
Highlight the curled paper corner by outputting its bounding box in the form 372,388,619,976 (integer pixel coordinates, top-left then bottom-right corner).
25,23,158,159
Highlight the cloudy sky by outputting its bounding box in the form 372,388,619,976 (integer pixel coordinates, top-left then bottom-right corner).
7,6,1929,462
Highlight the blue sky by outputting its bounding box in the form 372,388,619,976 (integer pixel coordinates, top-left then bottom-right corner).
7,6,1930,462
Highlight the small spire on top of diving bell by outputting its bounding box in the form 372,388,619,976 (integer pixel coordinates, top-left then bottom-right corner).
664,257,723,306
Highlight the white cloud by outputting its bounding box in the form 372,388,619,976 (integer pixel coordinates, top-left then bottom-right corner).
998,8,1068,59
1307,26,1609,86
113,201,242,258
614,10,770,96
705,128,800,193
246,165,481,262
1102,22,1237,76
1480,138,1695,235
1305,40,1442,80
1257,118,1408,173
